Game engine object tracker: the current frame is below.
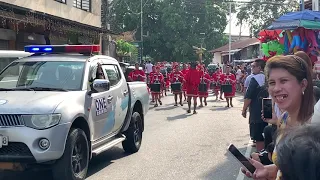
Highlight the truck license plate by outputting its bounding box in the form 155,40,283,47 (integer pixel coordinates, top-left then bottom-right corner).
0,136,8,148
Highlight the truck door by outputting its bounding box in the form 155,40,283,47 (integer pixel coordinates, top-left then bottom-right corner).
89,63,115,140
101,64,129,133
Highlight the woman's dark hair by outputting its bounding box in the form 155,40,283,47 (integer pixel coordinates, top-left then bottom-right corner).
277,124,320,180
265,55,314,123
190,62,197,69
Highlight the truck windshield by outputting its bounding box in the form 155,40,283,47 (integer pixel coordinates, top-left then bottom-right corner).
0,61,85,91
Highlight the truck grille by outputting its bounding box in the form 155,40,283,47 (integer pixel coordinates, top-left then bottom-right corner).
0,115,24,127
0,142,35,162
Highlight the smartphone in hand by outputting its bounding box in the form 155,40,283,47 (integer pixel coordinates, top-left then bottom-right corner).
262,98,272,119
228,144,256,174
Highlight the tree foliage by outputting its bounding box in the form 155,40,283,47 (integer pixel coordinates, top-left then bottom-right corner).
116,39,138,61
108,0,229,62
236,0,298,36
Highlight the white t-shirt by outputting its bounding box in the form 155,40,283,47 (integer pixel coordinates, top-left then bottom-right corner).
244,74,254,88
236,69,242,80
312,100,320,123
145,63,153,73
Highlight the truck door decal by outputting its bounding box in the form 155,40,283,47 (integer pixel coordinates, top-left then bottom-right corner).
95,97,107,116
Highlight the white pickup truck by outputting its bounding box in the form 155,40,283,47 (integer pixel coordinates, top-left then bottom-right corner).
0,45,150,180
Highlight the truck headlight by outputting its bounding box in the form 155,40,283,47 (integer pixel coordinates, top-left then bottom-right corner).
23,114,61,129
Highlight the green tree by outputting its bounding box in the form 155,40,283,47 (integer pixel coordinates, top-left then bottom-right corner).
108,0,229,62
116,39,138,62
236,0,298,36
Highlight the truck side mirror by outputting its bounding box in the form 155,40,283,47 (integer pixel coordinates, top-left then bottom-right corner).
92,79,110,92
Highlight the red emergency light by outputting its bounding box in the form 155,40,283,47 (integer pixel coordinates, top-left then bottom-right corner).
24,45,100,54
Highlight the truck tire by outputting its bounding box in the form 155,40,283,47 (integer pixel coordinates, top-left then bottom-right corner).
122,112,143,153
52,128,89,180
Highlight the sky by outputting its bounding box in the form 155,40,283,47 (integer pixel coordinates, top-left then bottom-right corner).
223,12,251,36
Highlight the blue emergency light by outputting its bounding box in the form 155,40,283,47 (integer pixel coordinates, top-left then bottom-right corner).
24,45,100,54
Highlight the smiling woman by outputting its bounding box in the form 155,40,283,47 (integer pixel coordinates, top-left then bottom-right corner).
265,53,314,123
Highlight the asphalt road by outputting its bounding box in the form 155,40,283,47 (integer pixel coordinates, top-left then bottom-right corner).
1,93,253,180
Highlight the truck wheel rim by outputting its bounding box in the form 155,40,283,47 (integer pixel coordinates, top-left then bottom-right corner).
72,137,87,175
133,120,141,146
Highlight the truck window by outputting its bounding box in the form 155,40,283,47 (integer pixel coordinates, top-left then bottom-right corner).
0,61,85,90
102,65,120,87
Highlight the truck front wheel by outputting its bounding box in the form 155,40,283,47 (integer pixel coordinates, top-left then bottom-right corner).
52,128,89,180
122,112,143,153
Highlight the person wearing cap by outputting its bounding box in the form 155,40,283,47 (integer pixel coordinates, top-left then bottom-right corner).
150,66,164,107
170,65,184,106
185,62,201,114
199,66,211,107
128,63,146,82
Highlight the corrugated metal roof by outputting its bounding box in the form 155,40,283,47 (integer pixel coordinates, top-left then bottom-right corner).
210,38,260,53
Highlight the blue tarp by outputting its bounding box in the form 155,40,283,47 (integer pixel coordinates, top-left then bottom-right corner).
267,10,320,30
276,10,320,22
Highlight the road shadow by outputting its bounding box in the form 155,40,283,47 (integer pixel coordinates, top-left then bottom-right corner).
167,114,192,121
0,147,129,180
154,105,179,111
87,147,129,178
210,106,229,111
200,147,248,180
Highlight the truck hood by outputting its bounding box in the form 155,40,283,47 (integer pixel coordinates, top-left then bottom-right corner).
0,91,76,114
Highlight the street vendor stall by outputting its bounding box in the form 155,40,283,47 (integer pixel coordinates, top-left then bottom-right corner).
258,10,320,64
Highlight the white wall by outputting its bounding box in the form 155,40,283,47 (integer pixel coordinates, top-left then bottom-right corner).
0,0,101,27
213,52,222,64
313,0,319,11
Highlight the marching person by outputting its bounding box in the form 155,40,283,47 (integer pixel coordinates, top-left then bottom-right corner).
220,65,236,107
170,65,184,106
149,66,156,103
199,66,211,107
160,67,168,97
150,66,164,107
128,63,146,82
211,67,222,100
185,62,200,114
181,64,189,101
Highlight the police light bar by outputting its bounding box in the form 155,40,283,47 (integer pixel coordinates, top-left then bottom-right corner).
24,45,100,54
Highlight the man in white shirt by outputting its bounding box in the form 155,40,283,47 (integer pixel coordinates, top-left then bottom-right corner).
145,61,153,74
145,61,153,84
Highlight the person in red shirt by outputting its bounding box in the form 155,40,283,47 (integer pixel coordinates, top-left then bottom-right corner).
170,65,184,106
128,63,146,82
181,64,189,101
211,68,222,100
220,65,236,107
185,62,200,114
198,67,211,107
149,66,156,102
150,66,164,107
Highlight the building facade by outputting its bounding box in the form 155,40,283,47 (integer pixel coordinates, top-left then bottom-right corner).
0,0,104,50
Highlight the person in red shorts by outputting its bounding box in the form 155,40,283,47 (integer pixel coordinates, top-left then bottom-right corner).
149,66,156,102
150,66,164,107
198,66,211,107
128,63,146,82
220,65,236,107
181,64,189,101
170,65,184,106
211,68,222,100
185,62,200,114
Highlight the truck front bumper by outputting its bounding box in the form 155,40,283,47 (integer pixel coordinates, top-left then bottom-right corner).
0,122,71,163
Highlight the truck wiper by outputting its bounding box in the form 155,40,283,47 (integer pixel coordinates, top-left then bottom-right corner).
28,87,68,92
0,88,16,91
17,87,68,92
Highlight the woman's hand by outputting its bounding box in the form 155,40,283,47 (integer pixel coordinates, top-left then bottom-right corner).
241,158,269,179
261,110,278,125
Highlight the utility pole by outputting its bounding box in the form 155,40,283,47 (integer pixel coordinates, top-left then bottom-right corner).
140,0,143,64
300,0,305,10
228,2,232,64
